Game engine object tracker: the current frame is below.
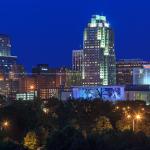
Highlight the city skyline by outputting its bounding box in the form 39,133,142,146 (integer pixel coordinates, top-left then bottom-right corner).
0,0,150,71
1,1,150,149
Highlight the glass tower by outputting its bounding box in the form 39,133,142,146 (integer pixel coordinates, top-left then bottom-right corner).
0,34,11,57
0,34,17,77
82,15,116,86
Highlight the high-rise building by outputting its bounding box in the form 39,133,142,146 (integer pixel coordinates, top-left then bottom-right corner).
116,59,150,85
0,35,17,77
82,15,116,86
0,34,11,57
10,64,25,80
72,50,83,71
0,56,17,76
72,50,83,86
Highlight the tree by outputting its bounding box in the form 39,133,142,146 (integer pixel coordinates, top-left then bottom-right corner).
46,126,85,150
116,120,131,131
0,140,26,150
137,121,150,136
93,116,113,133
24,131,39,150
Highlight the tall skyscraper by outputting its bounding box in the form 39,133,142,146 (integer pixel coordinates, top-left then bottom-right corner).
82,15,116,85
0,34,17,77
0,34,11,57
72,50,83,71
72,50,83,86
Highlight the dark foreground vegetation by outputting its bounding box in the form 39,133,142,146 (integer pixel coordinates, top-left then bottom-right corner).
0,97,150,150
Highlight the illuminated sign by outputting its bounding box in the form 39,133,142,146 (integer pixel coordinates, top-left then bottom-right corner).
72,86,125,101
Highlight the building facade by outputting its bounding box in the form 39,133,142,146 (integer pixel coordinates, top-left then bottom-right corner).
0,56,17,76
72,50,83,71
133,65,150,85
116,59,150,85
82,15,116,86
125,85,150,105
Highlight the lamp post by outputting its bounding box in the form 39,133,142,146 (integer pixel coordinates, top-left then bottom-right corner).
127,114,142,132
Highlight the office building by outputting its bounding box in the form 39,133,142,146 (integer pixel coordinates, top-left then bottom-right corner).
16,92,37,101
116,59,150,85
0,34,11,57
0,35,18,77
9,64,25,80
82,15,116,86
0,56,17,76
72,50,83,71
19,75,37,93
39,88,59,100
125,85,150,105
133,65,150,85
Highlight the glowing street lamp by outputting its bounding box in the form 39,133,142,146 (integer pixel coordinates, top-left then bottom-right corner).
127,106,130,110
3,121,9,128
30,85,34,91
116,106,119,110
135,114,141,120
43,108,49,114
1,120,10,131
127,114,142,131
127,114,131,119
29,85,36,100
122,107,126,111
141,108,145,111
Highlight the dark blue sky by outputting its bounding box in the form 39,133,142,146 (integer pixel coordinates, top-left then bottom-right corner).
0,0,150,71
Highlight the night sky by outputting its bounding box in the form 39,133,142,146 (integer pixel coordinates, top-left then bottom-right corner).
0,0,150,71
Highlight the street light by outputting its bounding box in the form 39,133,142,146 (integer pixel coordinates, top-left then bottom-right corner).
29,85,36,100
1,120,10,131
141,108,145,111
43,108,49,114
135,114,141,120
127,114,142,132
30,85,34,91
3,121,9,128
127,114,131,119
116,106,119,109
122,107,126,111
127,106,130,110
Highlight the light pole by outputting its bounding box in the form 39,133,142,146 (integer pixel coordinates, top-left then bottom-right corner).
127,114,142,132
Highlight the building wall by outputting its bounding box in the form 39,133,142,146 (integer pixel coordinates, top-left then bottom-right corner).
125,91,150,105
133,68,150,85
